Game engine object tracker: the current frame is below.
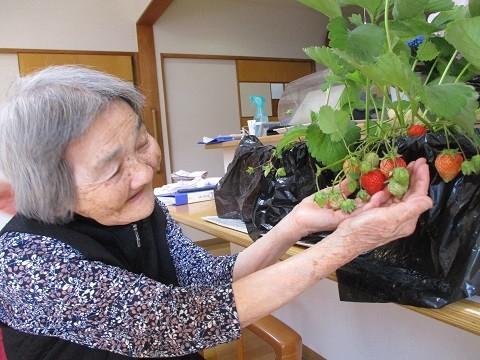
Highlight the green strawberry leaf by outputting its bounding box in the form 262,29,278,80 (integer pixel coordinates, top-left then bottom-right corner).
445,17,480,69
339,71,367,111
275,126,307,154
360,52,423,98
430,6,468,29
328,19,387,64
339,0,385,20
431,37,455,58
339,81,365,110
311,110,320,123
389,16,439,40
323,73,346,89
422,83,479,133
346,24,386,63
303,46,353,75
298,0,342,18
425,0,454,13
416,40,439,61
306,122,360,171
349,13,364,27
469,0,480,17
393,0,429,20
316,106,352,142
328,16,349,49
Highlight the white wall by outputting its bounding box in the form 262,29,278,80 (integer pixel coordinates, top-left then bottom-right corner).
153,0,327,59
0,54,19,102
0,0,149,52
154,0,328,179
274,280,480,360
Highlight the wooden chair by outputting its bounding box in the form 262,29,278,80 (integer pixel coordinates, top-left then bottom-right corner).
202,315,302,360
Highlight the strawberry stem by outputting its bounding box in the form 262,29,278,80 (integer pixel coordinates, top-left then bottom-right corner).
446,127,467,159
365,78,371,136
369,91,381,125
455,63,470,83
326,85,332,106
385,0,392,53
439,50,458,85
444,125,450,149
424,59,438,85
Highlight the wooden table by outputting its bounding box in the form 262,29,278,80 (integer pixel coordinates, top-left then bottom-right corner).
168,200,480,337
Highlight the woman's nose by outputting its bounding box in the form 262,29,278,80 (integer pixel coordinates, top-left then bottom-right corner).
129,158,154,190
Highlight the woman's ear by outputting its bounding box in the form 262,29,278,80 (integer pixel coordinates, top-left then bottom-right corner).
0,181,15,215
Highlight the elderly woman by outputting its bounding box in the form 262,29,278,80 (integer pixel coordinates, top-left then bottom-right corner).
0,66,432,360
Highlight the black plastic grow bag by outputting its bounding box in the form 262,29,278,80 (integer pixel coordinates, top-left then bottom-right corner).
336,132,480,308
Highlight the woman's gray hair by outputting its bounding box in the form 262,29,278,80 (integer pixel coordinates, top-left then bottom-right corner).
0,65,144,224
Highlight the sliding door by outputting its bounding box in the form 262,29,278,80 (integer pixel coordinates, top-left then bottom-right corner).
162,58,239,177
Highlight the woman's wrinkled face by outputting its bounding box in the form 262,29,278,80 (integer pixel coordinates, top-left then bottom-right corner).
65,101,161,225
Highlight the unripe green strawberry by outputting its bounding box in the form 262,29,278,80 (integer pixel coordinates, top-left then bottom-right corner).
461,160,475,176
340,199,356,213
471,154,480,173
357,189,370,202
314,191,328,207
346,179,358,193
360,161,373,174
327,189,344,210
364,152,380,168
343,157,361,180
388,180,408,198
392,167,410,186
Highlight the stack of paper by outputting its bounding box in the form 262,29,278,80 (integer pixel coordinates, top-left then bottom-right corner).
154,177,220,206
171,170,207,182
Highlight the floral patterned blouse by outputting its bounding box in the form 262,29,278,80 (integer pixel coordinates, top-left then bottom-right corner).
0,203,241,358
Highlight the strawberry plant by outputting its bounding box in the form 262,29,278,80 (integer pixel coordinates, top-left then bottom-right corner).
274,0,480,212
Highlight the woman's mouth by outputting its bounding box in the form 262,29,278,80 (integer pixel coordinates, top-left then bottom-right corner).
128,188,144,202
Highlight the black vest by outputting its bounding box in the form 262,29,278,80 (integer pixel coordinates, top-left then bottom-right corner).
0,203,203,360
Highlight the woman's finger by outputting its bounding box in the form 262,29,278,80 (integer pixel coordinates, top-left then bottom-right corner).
404,160,430,199
391,195,433,224
358,188,392,212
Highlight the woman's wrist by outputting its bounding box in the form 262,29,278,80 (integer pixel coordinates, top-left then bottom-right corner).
308,232,360,279
273,212,307,244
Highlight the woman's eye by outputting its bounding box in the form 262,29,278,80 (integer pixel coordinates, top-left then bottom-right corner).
137,138,149,150
110,167,121,179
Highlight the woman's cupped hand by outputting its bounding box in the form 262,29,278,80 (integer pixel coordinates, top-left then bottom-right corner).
286,158,433,250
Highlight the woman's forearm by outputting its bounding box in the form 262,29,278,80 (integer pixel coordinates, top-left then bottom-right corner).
232,214,303,280
233,231,359,327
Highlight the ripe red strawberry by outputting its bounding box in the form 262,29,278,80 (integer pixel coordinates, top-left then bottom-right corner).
380,156,407,177
407,124,427,137
360,169,386,195
435,150,464,183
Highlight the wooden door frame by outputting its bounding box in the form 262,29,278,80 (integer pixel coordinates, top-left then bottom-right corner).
136,0,173,187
